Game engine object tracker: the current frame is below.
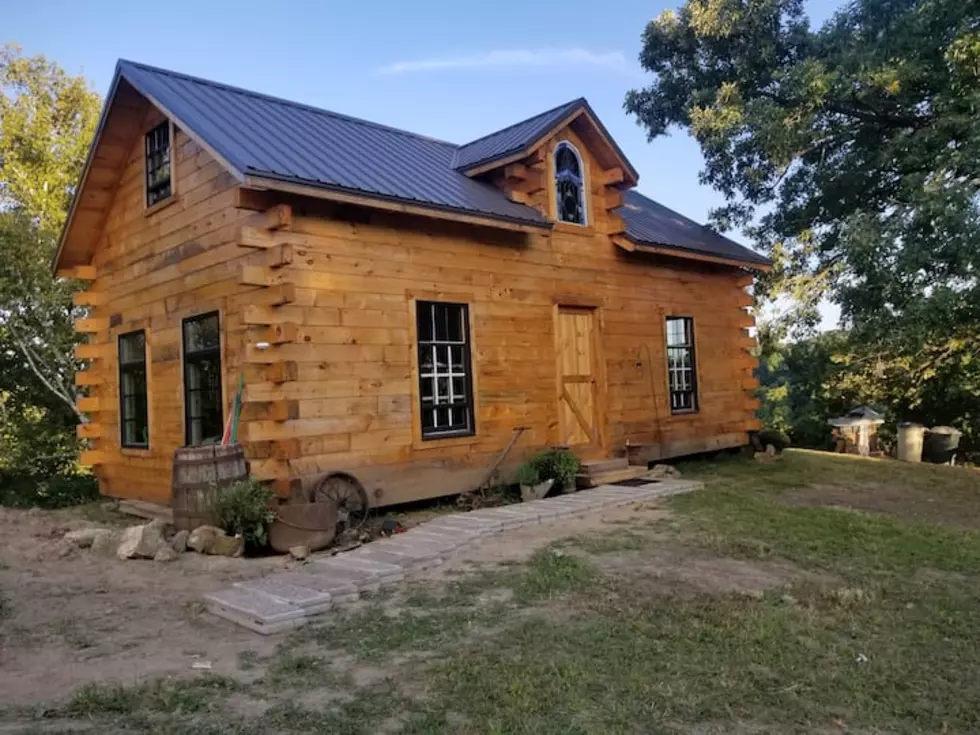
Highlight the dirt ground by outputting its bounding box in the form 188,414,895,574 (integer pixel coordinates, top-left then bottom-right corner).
0,499,673,707
782,480,980,529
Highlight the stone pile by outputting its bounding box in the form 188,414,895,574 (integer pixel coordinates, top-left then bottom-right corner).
62,520,244,561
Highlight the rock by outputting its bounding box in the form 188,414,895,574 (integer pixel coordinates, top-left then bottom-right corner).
187,525,224,553
52,538,77,559
91,530,119,557
64,528,111,549
211,534,245,558
187,525,244,557
154,545,178,563
115,520,167,559
171,529,190,553
648,464,681,479
289,545,309,561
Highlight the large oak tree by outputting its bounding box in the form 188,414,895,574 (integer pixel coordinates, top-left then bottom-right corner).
627,0,980,439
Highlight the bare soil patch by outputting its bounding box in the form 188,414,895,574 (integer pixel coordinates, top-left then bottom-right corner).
0,506,289,705
594,547,826,597
782,481,980,529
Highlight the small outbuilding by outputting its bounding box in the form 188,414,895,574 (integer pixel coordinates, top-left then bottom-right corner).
828,406,885,457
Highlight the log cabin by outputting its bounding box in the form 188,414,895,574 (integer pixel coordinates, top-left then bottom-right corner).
55,59,770,506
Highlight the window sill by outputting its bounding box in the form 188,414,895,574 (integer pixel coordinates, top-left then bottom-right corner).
553,221,597,237
121,447,152,457
413,432,478,451
668,410,700,419
144,194,178,217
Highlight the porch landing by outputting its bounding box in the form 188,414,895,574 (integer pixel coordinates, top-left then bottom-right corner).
204,478,702,634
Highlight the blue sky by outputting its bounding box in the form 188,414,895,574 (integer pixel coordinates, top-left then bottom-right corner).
7,0,843,324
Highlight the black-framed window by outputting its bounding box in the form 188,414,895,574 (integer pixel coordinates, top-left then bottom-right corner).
183,312,223,445
555,141,586,225
416,301,475,439
119,330,149,448
145,121,172,207
666,316,698,414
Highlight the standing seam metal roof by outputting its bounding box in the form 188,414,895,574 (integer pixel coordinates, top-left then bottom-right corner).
114,59,770,267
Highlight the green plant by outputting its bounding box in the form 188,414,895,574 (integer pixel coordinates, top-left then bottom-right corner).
515,463,540,487
756,428,792,452
528,448,580,491
209,477,276,548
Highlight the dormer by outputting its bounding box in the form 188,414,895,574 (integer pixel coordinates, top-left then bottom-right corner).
454,99,639,237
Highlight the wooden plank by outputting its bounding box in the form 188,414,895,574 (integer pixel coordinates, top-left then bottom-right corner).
79,450,107,466
73,291,105,307
57,265,97,280
242,399,300,422
266,244,294,269
74,317,109,333
268,283,297,306
76,423,103,439
596,167,624,185
74,343,106,360
259,322,299,345
233,187,277,211
74,371,103,387
265,361,299,384
77,396,101,413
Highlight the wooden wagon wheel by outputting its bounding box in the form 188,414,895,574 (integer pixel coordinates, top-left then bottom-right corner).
312,473,369,530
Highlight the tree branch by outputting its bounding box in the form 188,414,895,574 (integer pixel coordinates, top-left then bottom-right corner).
8,320,84,422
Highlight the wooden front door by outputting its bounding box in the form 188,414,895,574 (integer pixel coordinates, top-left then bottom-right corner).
555,306,602,453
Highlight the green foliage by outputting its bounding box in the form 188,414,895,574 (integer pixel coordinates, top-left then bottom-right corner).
515,462,541,487
755,428,791,452
528,448,580,491
209,478,276,548
0,45,100,498
629,0,980,455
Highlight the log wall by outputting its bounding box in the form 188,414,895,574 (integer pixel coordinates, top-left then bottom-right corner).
73,106,759,505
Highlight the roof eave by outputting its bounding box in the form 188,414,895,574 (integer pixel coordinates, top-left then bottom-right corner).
457,102,640,185
52,65,125,275
243,172,553,234
612,235,772,271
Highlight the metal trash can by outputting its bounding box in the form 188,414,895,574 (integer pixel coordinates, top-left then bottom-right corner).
923,426,961,465
897,422,925,463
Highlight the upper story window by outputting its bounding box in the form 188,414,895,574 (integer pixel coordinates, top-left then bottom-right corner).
145,121,172,207
555,141,586,226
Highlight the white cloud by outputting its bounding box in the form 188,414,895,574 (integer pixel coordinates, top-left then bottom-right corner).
377,48,634,75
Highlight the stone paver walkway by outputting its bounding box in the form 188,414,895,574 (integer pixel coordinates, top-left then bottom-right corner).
205,478,701,633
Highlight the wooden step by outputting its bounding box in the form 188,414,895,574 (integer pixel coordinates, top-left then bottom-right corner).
575,465,650,489
578,457,629,476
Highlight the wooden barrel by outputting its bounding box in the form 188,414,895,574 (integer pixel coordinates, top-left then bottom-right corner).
171,444,249,531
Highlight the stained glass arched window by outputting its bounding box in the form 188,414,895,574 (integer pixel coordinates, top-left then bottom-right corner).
555,142,586,225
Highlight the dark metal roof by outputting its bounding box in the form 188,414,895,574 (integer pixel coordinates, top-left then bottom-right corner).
117,60,550,229
113,60,768,267
453,99,583,172
619,190,771,266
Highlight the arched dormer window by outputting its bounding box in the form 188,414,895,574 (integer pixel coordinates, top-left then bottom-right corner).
555,141,586,225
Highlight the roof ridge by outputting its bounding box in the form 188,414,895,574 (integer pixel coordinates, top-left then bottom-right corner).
117,58,459,149
456,97,584,152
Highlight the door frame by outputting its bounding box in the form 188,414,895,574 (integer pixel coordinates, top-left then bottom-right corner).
552,301,607,458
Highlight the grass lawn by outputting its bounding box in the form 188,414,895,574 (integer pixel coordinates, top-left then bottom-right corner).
9,449,980,734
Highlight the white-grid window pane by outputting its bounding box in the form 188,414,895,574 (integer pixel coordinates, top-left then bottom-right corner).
417,301,474,438
665,317,698,414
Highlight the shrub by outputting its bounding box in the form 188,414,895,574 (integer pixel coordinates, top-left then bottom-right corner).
0,470,98,509
209,477,276,548
529,448,580,491
515,463,541,487
755,428,792,452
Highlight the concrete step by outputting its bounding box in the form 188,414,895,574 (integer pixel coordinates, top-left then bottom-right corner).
575,465,650,489
578,457,629,476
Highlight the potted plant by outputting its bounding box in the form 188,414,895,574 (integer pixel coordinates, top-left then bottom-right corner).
516,463,554,502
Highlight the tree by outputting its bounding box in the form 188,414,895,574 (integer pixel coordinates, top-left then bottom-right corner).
627,0,980,451
0,44,100,422
626,0,980,340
